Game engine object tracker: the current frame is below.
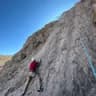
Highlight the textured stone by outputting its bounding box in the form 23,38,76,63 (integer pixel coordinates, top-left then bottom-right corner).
0,0,96,96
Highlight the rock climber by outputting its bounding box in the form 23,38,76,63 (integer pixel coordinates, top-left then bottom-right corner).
22,57,43,96
28,57,43,91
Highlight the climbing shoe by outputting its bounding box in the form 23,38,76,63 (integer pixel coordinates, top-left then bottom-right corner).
37,87,43,92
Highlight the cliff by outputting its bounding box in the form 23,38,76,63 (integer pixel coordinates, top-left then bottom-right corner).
0,0,96,96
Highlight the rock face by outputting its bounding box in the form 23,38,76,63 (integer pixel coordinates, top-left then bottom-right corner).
0,0,96,96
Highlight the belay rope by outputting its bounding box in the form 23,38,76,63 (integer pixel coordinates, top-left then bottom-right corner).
80,40,96,78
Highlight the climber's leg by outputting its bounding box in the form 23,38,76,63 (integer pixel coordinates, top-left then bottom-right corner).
21,72,35,96
92,3,96,25
36,71,43,92
92,11,96,25
21,76,32,96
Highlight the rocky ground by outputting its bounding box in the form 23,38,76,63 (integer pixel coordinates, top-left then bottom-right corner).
0,0,96,96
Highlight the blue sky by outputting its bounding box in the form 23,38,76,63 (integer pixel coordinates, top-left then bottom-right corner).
0,0,79,55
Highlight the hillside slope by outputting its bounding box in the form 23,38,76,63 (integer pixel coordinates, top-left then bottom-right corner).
0,55,12,70
0,55,12,65
0,0,96,96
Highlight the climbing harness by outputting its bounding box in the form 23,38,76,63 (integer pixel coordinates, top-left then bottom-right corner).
80,40,96,78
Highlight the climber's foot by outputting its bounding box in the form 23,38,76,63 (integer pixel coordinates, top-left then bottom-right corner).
37,88,43,92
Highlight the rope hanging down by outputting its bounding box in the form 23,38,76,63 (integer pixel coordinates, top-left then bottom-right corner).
80,40,96,78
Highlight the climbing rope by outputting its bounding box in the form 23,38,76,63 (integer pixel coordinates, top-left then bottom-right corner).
80,40,96,78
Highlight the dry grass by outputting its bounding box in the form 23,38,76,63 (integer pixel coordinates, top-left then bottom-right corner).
0,55,12,66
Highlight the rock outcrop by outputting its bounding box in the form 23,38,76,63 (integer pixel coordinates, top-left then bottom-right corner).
0,0,96,96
